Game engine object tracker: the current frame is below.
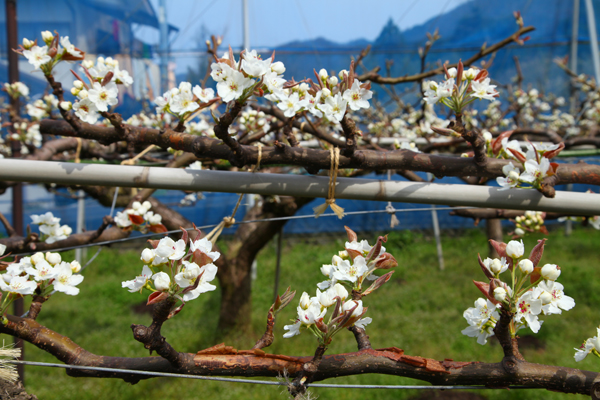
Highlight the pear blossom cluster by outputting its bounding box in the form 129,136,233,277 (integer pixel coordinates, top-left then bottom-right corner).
17,31,85,75
114,201,166,234
423,61,498,112
496,139,563,190
154,81,215,120
26,94,58,120
284,227,396,344
462,239,574,345
121,228,219,317
7,121,42,149
30,212,72,244
510,211,547,239
0,251,83,317
3,82,29,99
55,56,134,124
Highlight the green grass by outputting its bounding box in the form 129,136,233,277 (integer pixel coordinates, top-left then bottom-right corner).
8,226,600,399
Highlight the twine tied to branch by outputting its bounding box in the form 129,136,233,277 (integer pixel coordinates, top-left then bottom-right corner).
205,145,263,244
313,147,345,219
121,145,156,166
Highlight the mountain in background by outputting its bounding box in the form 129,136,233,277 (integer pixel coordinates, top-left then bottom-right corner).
273,0,600,98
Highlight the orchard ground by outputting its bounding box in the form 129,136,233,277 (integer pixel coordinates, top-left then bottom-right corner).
14,225,600,400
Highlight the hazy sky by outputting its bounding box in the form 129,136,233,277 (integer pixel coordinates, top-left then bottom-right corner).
139,0,470,73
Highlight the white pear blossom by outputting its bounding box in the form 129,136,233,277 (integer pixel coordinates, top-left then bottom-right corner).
122,265,153,293
332,256,368,283
155,237,186,261
520,158,551,184
189,237,220,262
72,98,100,124
59,36,82,58
0,275,37,295
496,162,521,190
87,82,119,112
515,289,543,333
470,78,497,101
575,328,600,362
461,298,499,345
216,69,254,102
320,93,347,121
23,45,51,69
192,86,214,103
276,92,303,117
342,79,372,111
53,262,84,295
538,280,574,315
25,259,57,281
506,240,524,259
180,263,218,302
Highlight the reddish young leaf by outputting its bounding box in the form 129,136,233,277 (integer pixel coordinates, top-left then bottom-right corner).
168,303,185,319
508,148,527,164
491,130,514,155
344,226,358,242
180,227,189,244
147,239,160,249
528,238,547,267
375,252,398,270
148,223,168,233
346,248,362,261
473,281,500,305
478,254,494,280
193,249,213,268
128,214,144,225
543,142,565,159
147,291,168,305
362,271,394,296
530,266,542,284
366,235,387,262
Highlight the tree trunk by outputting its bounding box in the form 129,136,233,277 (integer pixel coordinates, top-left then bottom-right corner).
486,218,503,258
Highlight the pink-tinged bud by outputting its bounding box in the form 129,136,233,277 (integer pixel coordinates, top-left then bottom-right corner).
528,238,546,267
456,60,464,87
47,47,57,58
344,226,357,242
540,264,561,281
375,252,397,270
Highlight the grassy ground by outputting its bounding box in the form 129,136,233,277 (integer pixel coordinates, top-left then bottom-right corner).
9,226,600,399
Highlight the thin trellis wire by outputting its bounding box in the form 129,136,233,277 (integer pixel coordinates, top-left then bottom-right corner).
10,206,475,256
8,360,538,390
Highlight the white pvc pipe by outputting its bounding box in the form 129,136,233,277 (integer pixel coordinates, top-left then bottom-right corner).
1,159,599,214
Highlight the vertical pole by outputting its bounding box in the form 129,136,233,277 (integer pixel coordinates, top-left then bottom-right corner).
584,0,600,82
5,0,24,383
426,173,444,270
273,226,283,303
242,0,250,51
75,190,85,262
570,0,580,116
158,0,168,93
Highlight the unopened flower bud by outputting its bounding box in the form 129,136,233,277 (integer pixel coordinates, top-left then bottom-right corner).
540,263,561,281
140,248,155,264
518,259,534,274
321,88,331,98
153,271,170,291
31,252,45,265
493,287,507,302
482,131,492,142
338,69,348,80
447,67,457,78
299,292,311,309
319,68,328,80
70,260,81,273
271,61,285,75
60,101,72,111
539,291,552,305
22,38,33,49
514,227,525,236
460,153,470,158
78,89,88,99
464,68,479,80
490,258,504,274
41,31,54,44
328,76,338,86
508,170,520,181
73,80,84,89
82,59,94,69
46,252,61,265
506,240,524,258
70,87,80,96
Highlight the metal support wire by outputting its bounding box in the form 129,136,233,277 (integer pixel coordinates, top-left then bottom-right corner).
9,206,475,256
8,360,538,390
